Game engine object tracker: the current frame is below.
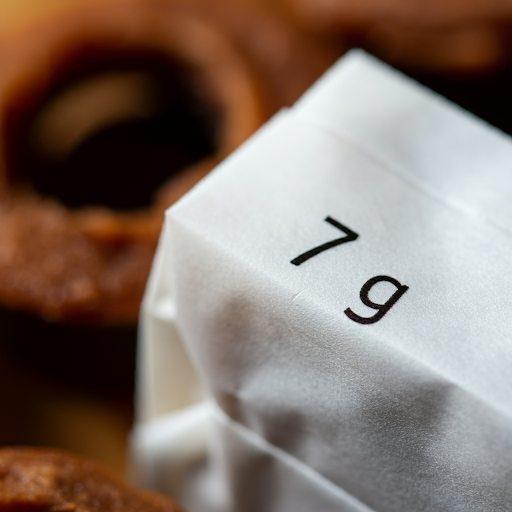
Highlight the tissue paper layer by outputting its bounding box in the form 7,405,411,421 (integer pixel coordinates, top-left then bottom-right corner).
135,51,512,512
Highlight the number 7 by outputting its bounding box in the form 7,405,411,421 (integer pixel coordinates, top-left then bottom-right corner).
291,216,359,266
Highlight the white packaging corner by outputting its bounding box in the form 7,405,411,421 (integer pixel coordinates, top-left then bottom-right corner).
131,50,512,512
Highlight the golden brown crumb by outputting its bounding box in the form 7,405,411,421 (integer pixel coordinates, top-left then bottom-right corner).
0,447,184,512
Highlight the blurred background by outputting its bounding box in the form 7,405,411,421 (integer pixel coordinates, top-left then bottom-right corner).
0,0,510,479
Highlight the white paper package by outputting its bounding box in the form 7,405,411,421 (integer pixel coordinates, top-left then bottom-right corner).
132,50,512,512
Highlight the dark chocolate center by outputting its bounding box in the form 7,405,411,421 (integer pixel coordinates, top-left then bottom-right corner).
6,51,218,210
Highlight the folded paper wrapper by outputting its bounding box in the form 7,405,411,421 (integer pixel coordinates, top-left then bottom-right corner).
130,50,512,512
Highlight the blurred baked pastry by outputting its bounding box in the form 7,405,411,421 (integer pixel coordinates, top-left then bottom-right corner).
283,0,511,72
0,0,335,324
0,447,184,512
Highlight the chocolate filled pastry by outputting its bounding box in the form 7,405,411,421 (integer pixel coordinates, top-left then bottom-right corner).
0,0,336,394
0,447,184,512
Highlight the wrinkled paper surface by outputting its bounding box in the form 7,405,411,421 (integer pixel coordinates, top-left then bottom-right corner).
132,50,512,512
